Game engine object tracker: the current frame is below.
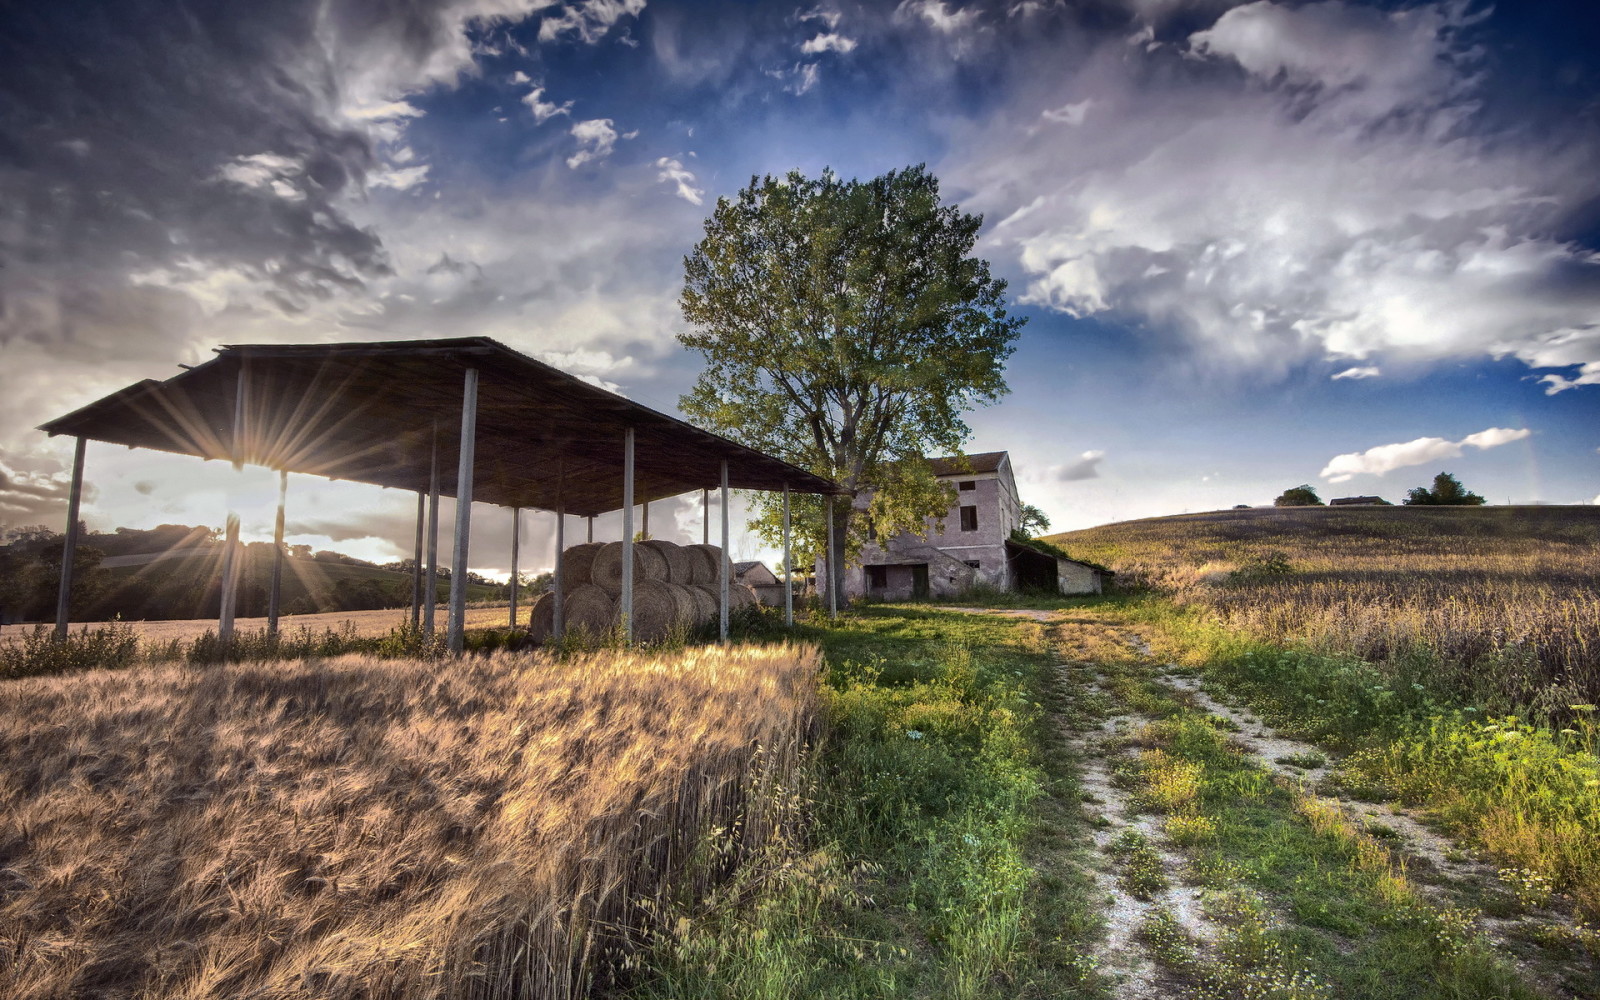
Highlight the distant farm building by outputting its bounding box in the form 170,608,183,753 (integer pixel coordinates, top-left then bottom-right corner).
732,560,786,607
825,450,1110,600
1329,496,1388,506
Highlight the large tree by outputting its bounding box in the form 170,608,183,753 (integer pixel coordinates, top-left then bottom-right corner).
1404,472,1486,506
678,165,1025,603
1273,484,1325,507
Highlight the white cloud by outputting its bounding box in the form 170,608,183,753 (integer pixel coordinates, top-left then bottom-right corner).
1053,450,1106,481
539,0,647,44
1539,361,1600,395
798,6,842,29
1331,365,1380,380
655,156,704,205
369,164,431,191
801,32,858,54
510,70,531,84
786,62,821,95
897,0,981,34
1320,426,1530,482
215,153,302,192
1040,99,1091,126
958,0,1600,382
522,85,574,123
566,118,625,168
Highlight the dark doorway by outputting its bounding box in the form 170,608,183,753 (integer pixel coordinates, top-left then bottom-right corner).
911,564,930,600
866,564,889,597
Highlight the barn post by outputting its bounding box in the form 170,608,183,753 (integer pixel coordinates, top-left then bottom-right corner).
424,421,440,637
826,494,838,619
586,516,594,544
719,459,730,643
52,435,87,640
783,483,793,628
641,497,649,540
508,507,520,628
621,427,635,644
702,488,709,545
553,506,565,640
218,360,248,641
446,368,479,653
410,489,424,629
268,469,287,637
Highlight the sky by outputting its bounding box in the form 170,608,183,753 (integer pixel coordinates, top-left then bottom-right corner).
2,0,1598,580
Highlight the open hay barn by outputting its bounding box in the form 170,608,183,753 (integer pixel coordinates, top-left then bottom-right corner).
38,337,841,649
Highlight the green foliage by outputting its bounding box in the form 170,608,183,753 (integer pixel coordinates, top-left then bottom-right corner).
1019,504,1051,537
676,164,1025,584
1274,484,1325,507
0,621,139,679
1404,472,1486,506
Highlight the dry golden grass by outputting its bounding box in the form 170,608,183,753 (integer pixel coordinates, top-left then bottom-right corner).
0,643,819,999
1049,505,1600,710
0,605,524,647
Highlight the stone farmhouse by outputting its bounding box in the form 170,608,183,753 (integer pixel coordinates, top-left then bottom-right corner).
831,450,1110,601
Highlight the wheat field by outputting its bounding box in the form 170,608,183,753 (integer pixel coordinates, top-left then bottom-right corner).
0,644,819,999
1048,505,1600,712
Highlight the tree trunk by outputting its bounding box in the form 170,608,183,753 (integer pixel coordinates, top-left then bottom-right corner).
829,496,852,610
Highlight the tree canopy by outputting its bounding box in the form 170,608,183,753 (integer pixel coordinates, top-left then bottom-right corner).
1020,504,1051,537
1404,472,1486,506
677,165,1025,597
1274,484,1325,507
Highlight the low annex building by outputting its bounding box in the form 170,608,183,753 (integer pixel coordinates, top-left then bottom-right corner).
831,450,1109,601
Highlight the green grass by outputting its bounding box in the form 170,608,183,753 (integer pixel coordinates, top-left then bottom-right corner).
632,605,1104,1000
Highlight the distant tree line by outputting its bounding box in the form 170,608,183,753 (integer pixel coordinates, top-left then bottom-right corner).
1271,471,1486,509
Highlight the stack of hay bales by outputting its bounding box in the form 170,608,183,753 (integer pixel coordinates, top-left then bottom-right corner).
526,538,757,643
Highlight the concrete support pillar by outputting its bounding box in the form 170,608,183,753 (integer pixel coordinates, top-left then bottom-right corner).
827,494,838,619
641,498,649,540
719,459,730,643
783,483,793,628
410,489,424,629
52,435,87,640
553,507,565,639
424,423,440,637
621,428,635,643
447,368,478,652
586,516,594,544
219,363,248,640
509,507,521,628
702,488,709,545
268,470,286,637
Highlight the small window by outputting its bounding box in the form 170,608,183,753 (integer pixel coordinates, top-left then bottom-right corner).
959,505,978,531
958,480,976,491
965,560,980,569
865,520,877,541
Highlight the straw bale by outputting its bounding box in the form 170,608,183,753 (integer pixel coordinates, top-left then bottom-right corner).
636,541,670,582
685,543,731,586
640,539,694,584
684,583,719,623
662,582,701,627
558,542,604,591
590,541,651,595
613,579,676,643
692,582,755,615
563,583,615,639
528,591,555,643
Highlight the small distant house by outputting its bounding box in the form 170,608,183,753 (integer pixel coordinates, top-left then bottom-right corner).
1329,496,1387,506
733,560,786,607
822,450,1112,600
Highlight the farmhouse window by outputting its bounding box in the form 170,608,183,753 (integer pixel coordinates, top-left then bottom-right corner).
958,480,976,491
865,520,877,541
960,505,978,531
965,560,980,569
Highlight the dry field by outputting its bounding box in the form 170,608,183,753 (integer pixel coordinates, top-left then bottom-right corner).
1048,505,1600,712
0,605,523,647
0,643,819,999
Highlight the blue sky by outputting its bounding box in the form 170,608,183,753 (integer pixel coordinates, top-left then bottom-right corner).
1,0,1598,577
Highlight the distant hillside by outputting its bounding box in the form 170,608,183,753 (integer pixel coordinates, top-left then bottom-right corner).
1043,504,1600,588
0,524,501,623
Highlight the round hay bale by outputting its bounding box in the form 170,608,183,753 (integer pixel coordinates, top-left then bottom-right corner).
559,542,604,591
684,583,718,624
733,583,760,609
662,582,700,627
635,542,670,582
640,539,694,583
685,543,730,586
528,591,555,643
563,583,614,639
590,541,651,595
612,578,676,643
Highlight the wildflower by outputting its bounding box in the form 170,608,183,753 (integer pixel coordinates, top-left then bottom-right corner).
905,729,924,740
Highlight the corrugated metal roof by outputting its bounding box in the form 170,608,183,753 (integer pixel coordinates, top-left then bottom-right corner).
38,337,842,517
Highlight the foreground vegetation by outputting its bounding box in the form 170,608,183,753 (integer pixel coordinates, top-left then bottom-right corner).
1,644,817,999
